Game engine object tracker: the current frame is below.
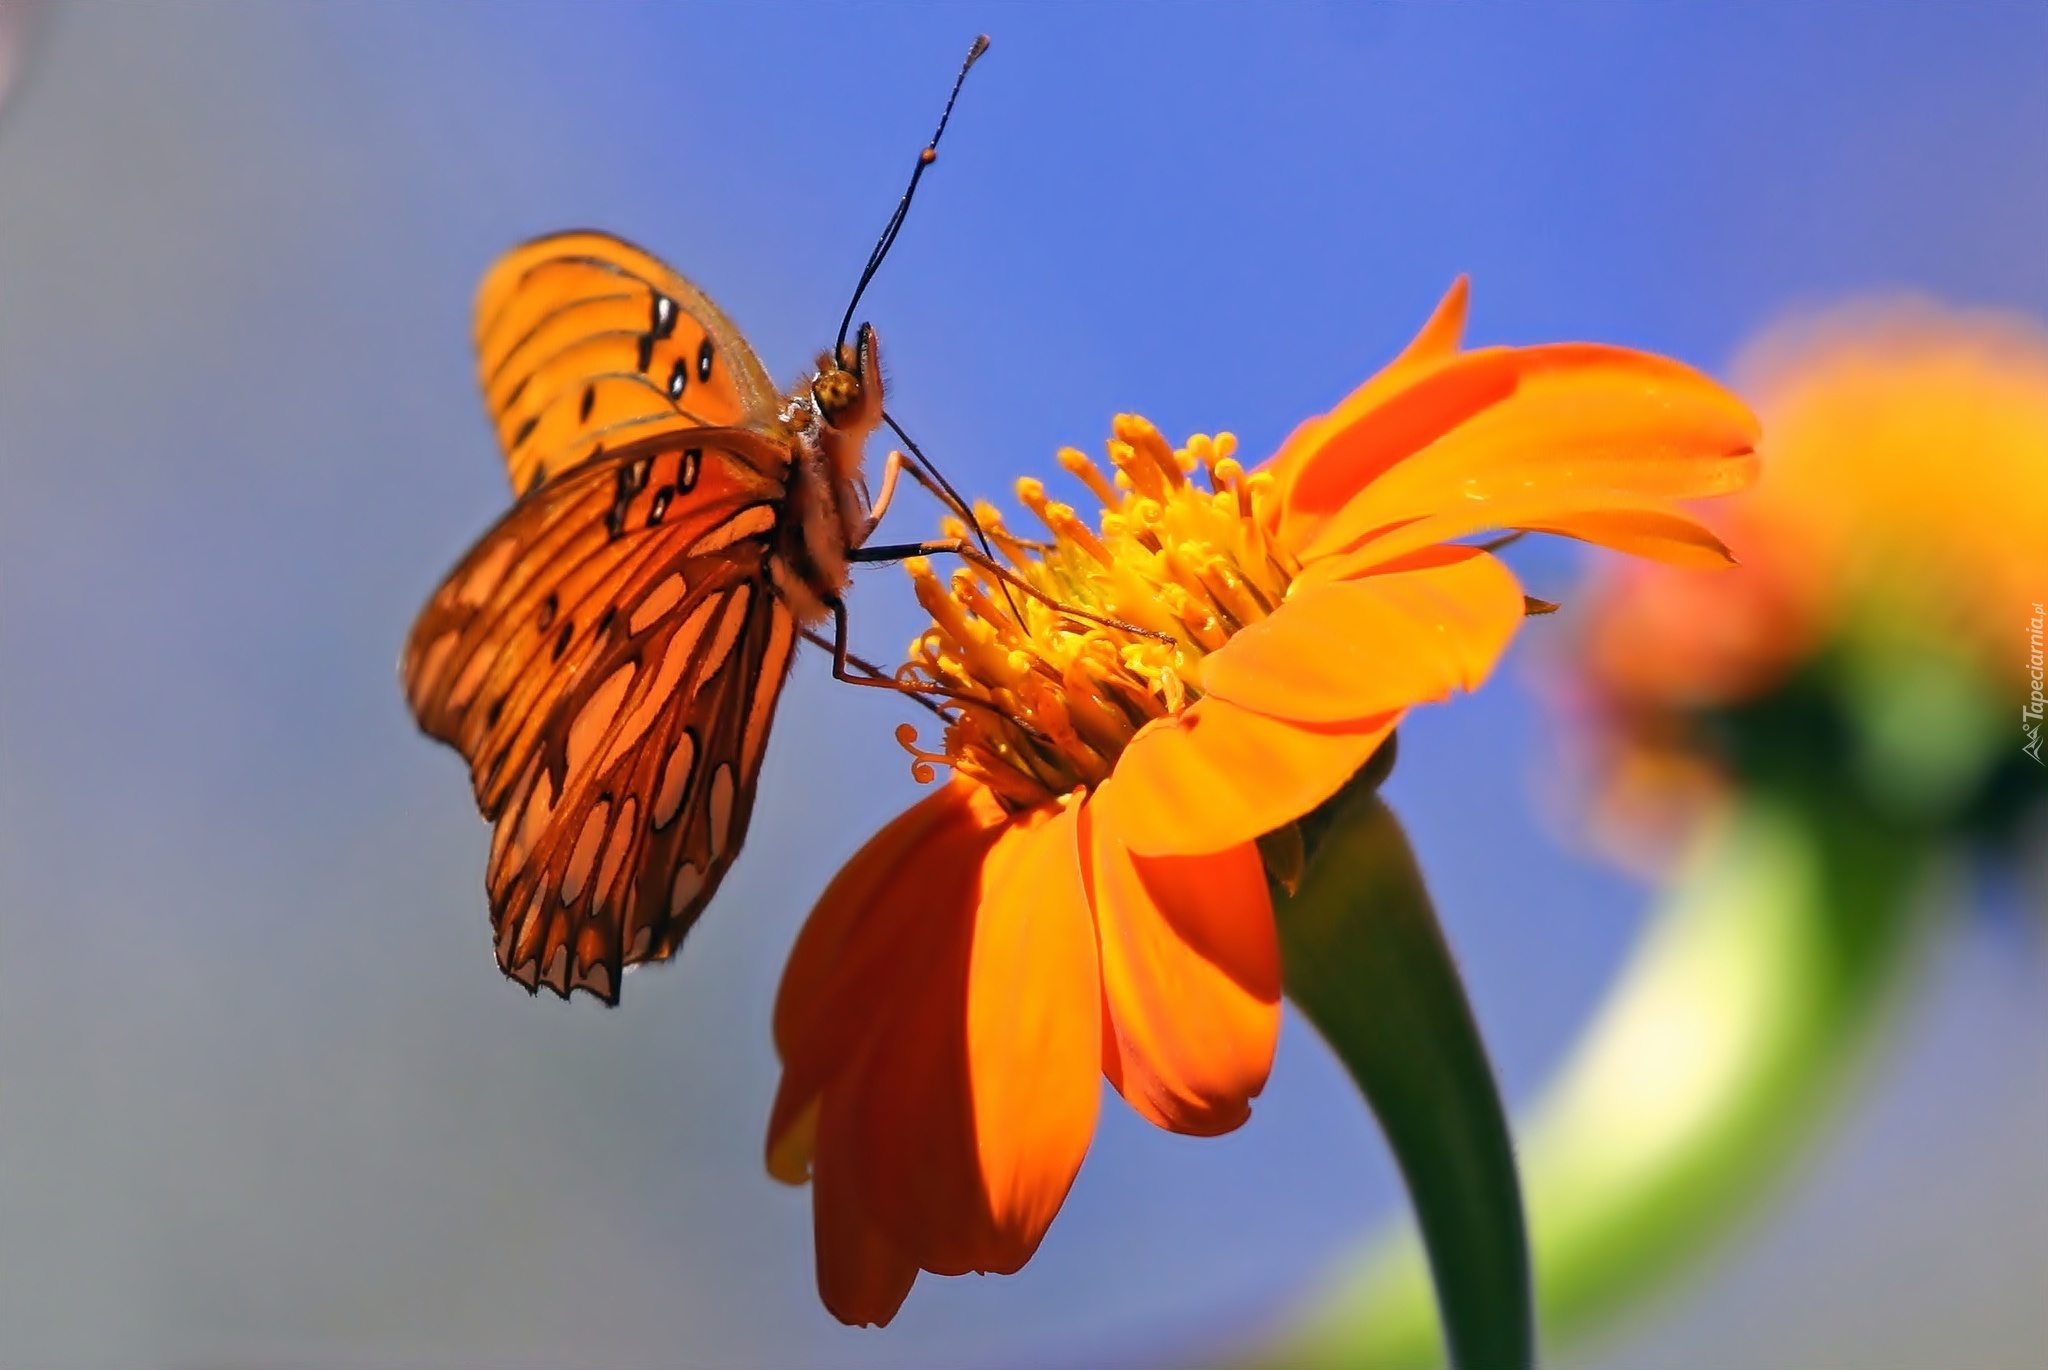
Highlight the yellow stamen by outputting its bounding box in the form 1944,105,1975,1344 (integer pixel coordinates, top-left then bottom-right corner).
1057,446,1123,510
1105,437,1164,502
1018,479,1115,567
1113,413,1186,491
1185,432,1227,487
954,574,1028,649
1212,457,1252,517
908,558,1028,691
898,420,1294,808
893,723,949,786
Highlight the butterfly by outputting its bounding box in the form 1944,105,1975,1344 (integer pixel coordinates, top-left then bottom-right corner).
402,231,904,1003
396,42,1156,1007
399,45,1003,1005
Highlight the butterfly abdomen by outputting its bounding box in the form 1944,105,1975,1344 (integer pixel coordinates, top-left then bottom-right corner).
773,437,853,628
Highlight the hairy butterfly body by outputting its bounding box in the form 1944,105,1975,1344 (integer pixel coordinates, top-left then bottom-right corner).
402,231,889,1003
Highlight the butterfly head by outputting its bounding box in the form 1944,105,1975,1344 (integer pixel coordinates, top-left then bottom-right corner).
809,322,885,440
777,321,887,612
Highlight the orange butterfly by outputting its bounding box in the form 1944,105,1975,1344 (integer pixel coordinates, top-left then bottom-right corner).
403,41,997,1004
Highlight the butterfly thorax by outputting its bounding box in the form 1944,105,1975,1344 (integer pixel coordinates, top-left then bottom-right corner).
770,331,886,628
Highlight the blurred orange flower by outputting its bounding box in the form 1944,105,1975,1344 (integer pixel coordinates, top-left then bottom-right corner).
767,279,1760,1326
1571,299,2048,861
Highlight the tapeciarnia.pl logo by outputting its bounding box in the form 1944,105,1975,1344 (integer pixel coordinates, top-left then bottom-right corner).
2026,602,2045,765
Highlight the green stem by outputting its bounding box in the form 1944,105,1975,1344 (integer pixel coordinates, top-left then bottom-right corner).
1256,784,1933,1368
1269,781,1532,1370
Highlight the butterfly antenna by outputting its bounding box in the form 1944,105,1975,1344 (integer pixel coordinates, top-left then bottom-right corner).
835,35,990,355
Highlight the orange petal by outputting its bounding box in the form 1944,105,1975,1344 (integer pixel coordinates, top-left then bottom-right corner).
811,1110,919,1327
1280,346,1524,533
1095,695,1397,857
963,803,1101,1263
1084,802,1281,1136
1266,277,1472,496
767,778,1006,1179
1201,547,1526,723
1513,506,1738,568
1296,343,1759,565
810,951,984,1278
772,776,1002,1056
822,803,1101,1278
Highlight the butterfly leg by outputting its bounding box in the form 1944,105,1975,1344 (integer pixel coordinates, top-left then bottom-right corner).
813,598,984,721
847,538,1174,643
857,444,1006,551
873,422,976,529
807,608,914,694
857,448,908,544
812,597,1050,729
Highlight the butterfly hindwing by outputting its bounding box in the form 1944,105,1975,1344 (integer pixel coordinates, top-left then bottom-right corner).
475,230,783,498
486,565,799,1003
403,432,798,1002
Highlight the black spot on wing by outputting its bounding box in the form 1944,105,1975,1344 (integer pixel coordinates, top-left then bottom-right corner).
696,337,714,383
605,456,654,541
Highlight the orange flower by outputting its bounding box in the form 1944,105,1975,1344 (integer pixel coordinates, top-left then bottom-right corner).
767,279,1760,1325
1568,298,2048,861
1585,298,2048,708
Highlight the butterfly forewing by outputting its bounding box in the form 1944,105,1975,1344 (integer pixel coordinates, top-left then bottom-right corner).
475,231,782,497
404,432,797,1002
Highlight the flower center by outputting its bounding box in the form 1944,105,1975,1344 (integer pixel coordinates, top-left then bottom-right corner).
897,414,1299,809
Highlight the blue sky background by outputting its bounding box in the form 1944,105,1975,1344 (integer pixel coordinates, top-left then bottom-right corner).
0,4,2042,1367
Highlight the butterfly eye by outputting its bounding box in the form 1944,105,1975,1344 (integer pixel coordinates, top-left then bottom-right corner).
811,366,862,421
